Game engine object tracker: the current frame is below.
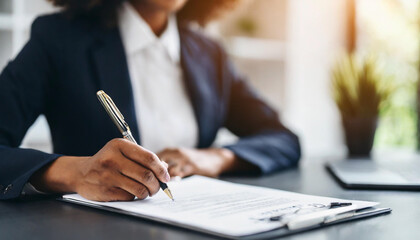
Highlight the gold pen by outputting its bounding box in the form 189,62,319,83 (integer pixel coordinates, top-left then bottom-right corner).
96,90,174,201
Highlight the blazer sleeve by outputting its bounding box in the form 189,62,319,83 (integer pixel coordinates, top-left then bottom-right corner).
221,50,301,174
0,18,62,200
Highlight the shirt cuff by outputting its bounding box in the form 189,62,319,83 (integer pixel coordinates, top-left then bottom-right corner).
21,182,47,195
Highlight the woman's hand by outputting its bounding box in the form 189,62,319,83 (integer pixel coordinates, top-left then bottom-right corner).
157,148,240,178
30,138,170,202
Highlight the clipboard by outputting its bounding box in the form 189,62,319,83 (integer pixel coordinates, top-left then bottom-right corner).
60,197,390,239
242,207,391,240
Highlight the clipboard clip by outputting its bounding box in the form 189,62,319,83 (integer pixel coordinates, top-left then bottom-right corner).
286,207,356,230
265,202,352,222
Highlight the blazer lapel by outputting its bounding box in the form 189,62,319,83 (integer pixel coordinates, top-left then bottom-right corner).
180,33,219,148
91,28,140,143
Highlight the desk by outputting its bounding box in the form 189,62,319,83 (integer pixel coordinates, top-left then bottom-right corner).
0,159,418,240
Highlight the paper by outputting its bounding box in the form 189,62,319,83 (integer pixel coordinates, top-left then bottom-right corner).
63,176,377,237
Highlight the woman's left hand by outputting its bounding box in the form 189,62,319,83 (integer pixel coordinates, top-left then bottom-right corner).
157,148,237,178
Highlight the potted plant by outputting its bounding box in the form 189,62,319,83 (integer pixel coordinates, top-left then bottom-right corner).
332,54,393,158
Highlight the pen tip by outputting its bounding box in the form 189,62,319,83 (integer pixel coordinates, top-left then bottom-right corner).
164,188,174,201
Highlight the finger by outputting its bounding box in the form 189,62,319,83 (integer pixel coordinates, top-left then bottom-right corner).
157,148,177,156
169,164,184,177
160,155,180,170
166,160,178,168
160,153,185,177
169,161,194,178
177,164,194,178
101,186,135,202
114,173,150,200
157,154,170,168
118,159,160,196
159,152,179,168
158,148,183,160
112,139,170,183
181,164,194,177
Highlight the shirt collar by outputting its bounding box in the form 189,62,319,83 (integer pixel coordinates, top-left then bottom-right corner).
118,2,180,62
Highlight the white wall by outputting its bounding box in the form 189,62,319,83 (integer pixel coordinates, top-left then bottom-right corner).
284,0,349,159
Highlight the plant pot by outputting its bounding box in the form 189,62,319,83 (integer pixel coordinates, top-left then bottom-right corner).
342,116,378,158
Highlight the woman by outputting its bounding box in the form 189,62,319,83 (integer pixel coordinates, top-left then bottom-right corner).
0,0,300,201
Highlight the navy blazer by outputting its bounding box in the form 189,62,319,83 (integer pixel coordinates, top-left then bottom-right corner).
0,13,300,200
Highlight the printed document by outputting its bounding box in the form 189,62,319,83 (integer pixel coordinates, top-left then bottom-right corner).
63,176,378,237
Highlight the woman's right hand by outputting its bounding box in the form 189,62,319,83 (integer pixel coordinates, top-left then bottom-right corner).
30,138,170,202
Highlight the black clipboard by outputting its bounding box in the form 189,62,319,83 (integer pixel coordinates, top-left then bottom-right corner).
59,197,391,240
242,207,391,240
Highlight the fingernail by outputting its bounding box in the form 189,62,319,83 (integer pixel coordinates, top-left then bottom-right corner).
165,172,171,182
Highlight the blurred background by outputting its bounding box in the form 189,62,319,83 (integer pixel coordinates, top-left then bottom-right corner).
0,0,419,161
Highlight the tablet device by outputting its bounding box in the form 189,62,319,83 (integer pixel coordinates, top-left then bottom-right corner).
326,160,420,190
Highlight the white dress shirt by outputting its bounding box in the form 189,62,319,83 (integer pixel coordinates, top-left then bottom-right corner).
117,2,198,153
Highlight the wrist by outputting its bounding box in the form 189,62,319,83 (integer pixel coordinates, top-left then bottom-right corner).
211,148,237,173
30,156,87,194
212,148,257,173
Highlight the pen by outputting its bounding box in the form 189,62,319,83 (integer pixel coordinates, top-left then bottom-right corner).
268,202,353,221
96,90,174,201
287,205,357,230
329,202,352,208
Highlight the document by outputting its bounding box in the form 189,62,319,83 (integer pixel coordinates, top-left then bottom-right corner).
63,176,378,238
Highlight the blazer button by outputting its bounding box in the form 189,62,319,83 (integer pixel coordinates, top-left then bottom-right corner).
3,184,13,194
